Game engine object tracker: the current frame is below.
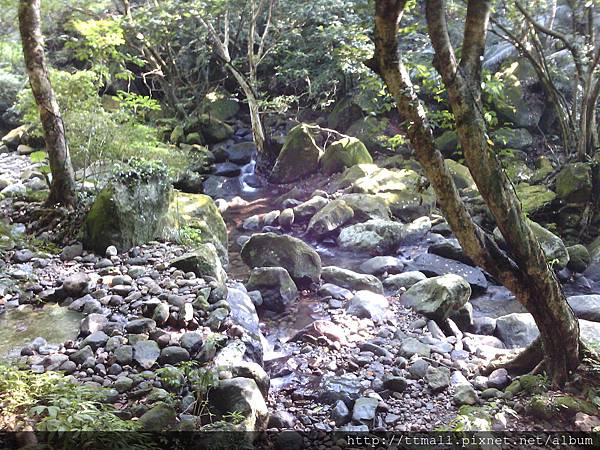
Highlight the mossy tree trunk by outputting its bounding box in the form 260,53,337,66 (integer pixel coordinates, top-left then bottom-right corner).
18,0,77,208
368,0,580,387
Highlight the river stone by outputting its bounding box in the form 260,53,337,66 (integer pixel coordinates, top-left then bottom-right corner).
278,208,295,228
270,124,322,184
83,173,171,254
152,303,170,326
134,340,160,369
240,233,321,288
567,295,600,322
567,245,591,273
170,243,227,283
63,272,91,297
307,199,354,237
321,266,383,293
319,375,363,404
337,219,406,255
555,163,592,203
495,313,539,348
402,274,472,322
400,338,431,358
159,346,190,365
339,193,391,221
224,361,270,398
208,377,269,431
352,397,379,422
406,253,488,292
126,318,156,334
425,366,451,393
320,137,372,175
359,256,404,275
453,384,479,406
291,196,329,221
70,345,94,365
139,402,177,430
494,220,569,269
180,332,203,354
79,313,109,336
345,290,389,322
318,283,354,300
114,345,133,365
80,331,109,350
331,400,351,426
245,267,298,312
383,271,427,291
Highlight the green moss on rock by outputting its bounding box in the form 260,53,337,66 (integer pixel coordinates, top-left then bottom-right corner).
320,137,372,175
269,124,322,184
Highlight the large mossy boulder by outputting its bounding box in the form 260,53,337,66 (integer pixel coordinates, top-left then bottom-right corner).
515,183,556,215
445,159,477,190
435,130,459,156
200,92,240,121
339,193,391,221
555,163,592,203
83,171,172,254
337,219,406,255
320,137,372,175
270,124,322,184
208,377,269,431
160,191,228,265
491,75,542,128
246,267,298,312
492,127,533,150
185,114,234,144
241,233,321,287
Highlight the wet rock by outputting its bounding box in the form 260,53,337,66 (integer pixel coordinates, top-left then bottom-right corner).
495,313,538,348
556,163,592,203
208,377,269,430
352,397,379,422
268,411,296,429
159,346,190,365
402,274,471,322
80,313,109,336
321,266,383,294
492,127,533,150
383,271,427,291
63,272,91,297
134,340,160,369
337,219,406,255
359,256,403,275
406,253,488,292
170,244,226,283
428,239,473,265
345,290,389,322
487,368,510,389
425,366,450,393
180,332,203,354
318,283,353,300
382,375,407,393
307,199,354,237
246,267,298,312
241,233,321,287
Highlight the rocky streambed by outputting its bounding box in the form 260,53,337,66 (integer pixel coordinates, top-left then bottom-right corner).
2,126,600,443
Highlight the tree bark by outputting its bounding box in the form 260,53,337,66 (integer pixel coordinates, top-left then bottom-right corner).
369,0,581,387
18,0,77,207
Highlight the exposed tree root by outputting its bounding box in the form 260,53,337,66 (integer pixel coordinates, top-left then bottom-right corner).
482,337,544,376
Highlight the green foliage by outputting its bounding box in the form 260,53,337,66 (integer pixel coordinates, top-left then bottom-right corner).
112,157,169,184
15,69,183,185
115,91,162,119
0,364,138,433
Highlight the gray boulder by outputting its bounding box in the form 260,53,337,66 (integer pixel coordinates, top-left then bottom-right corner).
321,266,383,294
345,290,389,323
402,274,472,322
383,271,427,291
246,267,298,312
307,199,354,237
337,219,405,255
241,233,321,288
359,256,404,275
170,243,227,283
134,340,160,369
208,377,269,431
495,313,539,348
270,124,322,184
406,253,488,292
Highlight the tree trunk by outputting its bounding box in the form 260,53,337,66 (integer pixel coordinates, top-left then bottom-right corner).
369,0,580,387
18,0,77,207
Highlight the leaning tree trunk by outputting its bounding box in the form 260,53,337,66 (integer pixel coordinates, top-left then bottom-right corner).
369,0,581,387
18,0,77,208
